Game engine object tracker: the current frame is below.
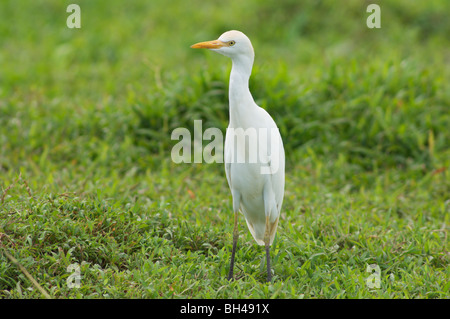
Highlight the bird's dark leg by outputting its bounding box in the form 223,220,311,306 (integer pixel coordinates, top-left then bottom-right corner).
228,211,239,281
265,243,272,283
264,216,272,283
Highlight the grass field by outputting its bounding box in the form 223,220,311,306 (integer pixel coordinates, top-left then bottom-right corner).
0,0,449,298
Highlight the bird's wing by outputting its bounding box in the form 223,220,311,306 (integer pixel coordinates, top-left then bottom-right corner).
272,137,285,215
258,114,285,218
265,141,285,215
255,114,284,245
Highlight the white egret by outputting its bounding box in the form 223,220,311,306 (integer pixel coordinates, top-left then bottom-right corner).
191,30,285,282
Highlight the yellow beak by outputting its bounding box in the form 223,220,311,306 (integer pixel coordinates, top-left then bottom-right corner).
190,40,226,49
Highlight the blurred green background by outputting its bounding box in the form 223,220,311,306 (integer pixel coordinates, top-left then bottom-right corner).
0,0,449,298
1,0,449,172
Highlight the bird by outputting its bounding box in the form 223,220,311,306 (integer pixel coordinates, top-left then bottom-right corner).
191,30,285,282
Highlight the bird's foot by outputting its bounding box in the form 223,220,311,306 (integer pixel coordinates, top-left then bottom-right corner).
227,269,234,281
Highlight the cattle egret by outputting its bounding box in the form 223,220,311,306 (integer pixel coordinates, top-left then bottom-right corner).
191,30,285,282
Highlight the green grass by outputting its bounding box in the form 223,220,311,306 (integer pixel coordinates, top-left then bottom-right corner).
0,0,449,298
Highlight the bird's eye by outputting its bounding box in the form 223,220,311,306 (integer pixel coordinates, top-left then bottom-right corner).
229,40,236,46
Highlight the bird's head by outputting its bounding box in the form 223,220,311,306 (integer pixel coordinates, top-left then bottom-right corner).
191,30,254,61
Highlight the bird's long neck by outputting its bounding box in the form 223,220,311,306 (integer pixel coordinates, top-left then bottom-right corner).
228,56,256,128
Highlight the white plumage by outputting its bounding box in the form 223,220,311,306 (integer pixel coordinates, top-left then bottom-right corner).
191,30,285,282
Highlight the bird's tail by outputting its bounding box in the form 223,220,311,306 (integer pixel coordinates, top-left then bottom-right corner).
245,215,279,246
